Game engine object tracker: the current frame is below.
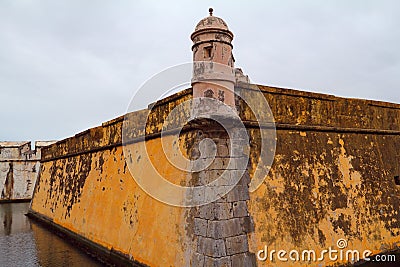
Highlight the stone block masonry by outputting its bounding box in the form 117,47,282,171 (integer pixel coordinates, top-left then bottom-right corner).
189,122,256,266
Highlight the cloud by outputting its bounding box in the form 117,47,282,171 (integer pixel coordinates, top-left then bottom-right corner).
0,0,399,141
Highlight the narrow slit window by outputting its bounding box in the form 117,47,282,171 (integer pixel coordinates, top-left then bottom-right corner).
394,176,400,185
204,89,214,98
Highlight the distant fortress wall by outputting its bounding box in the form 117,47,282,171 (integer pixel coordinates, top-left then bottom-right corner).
0,141,56,202
29,86,400,266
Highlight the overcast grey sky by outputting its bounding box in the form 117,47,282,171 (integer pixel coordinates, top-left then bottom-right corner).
0,0,399,142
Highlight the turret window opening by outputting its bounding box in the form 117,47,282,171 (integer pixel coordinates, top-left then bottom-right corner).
204,46,212,58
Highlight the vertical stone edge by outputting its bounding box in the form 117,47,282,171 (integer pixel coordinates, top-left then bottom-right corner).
188,122,256,267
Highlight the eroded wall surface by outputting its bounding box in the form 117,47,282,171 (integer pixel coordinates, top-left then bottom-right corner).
30,90,198,266
30,86,400,266
240,85,400,266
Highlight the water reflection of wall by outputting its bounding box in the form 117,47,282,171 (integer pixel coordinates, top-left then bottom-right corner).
31,222,103,267
0,203,102,267
0,202,31,235
0,203,39,266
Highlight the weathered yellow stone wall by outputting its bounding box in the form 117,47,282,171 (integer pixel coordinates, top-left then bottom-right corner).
30,86,400,266
248,131,400,266
241,85,400,266
30,90,197,266
31,141,194,266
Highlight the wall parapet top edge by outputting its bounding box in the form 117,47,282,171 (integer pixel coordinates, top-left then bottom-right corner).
237,83,400,107
148,88,193,109
39,84,400,162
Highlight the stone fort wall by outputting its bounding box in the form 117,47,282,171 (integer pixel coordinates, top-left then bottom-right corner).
0,141,55,202
29,86,400,266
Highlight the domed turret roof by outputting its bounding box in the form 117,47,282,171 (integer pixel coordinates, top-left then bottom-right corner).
194,8,229,31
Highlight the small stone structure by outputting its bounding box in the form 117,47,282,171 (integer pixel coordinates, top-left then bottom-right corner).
190,10,256,266
0,141,56,202
191,7,236,108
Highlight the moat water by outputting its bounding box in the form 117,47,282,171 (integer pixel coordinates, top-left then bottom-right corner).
0,202,103,267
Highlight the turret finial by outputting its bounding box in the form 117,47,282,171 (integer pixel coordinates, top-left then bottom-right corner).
209,8,213,16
